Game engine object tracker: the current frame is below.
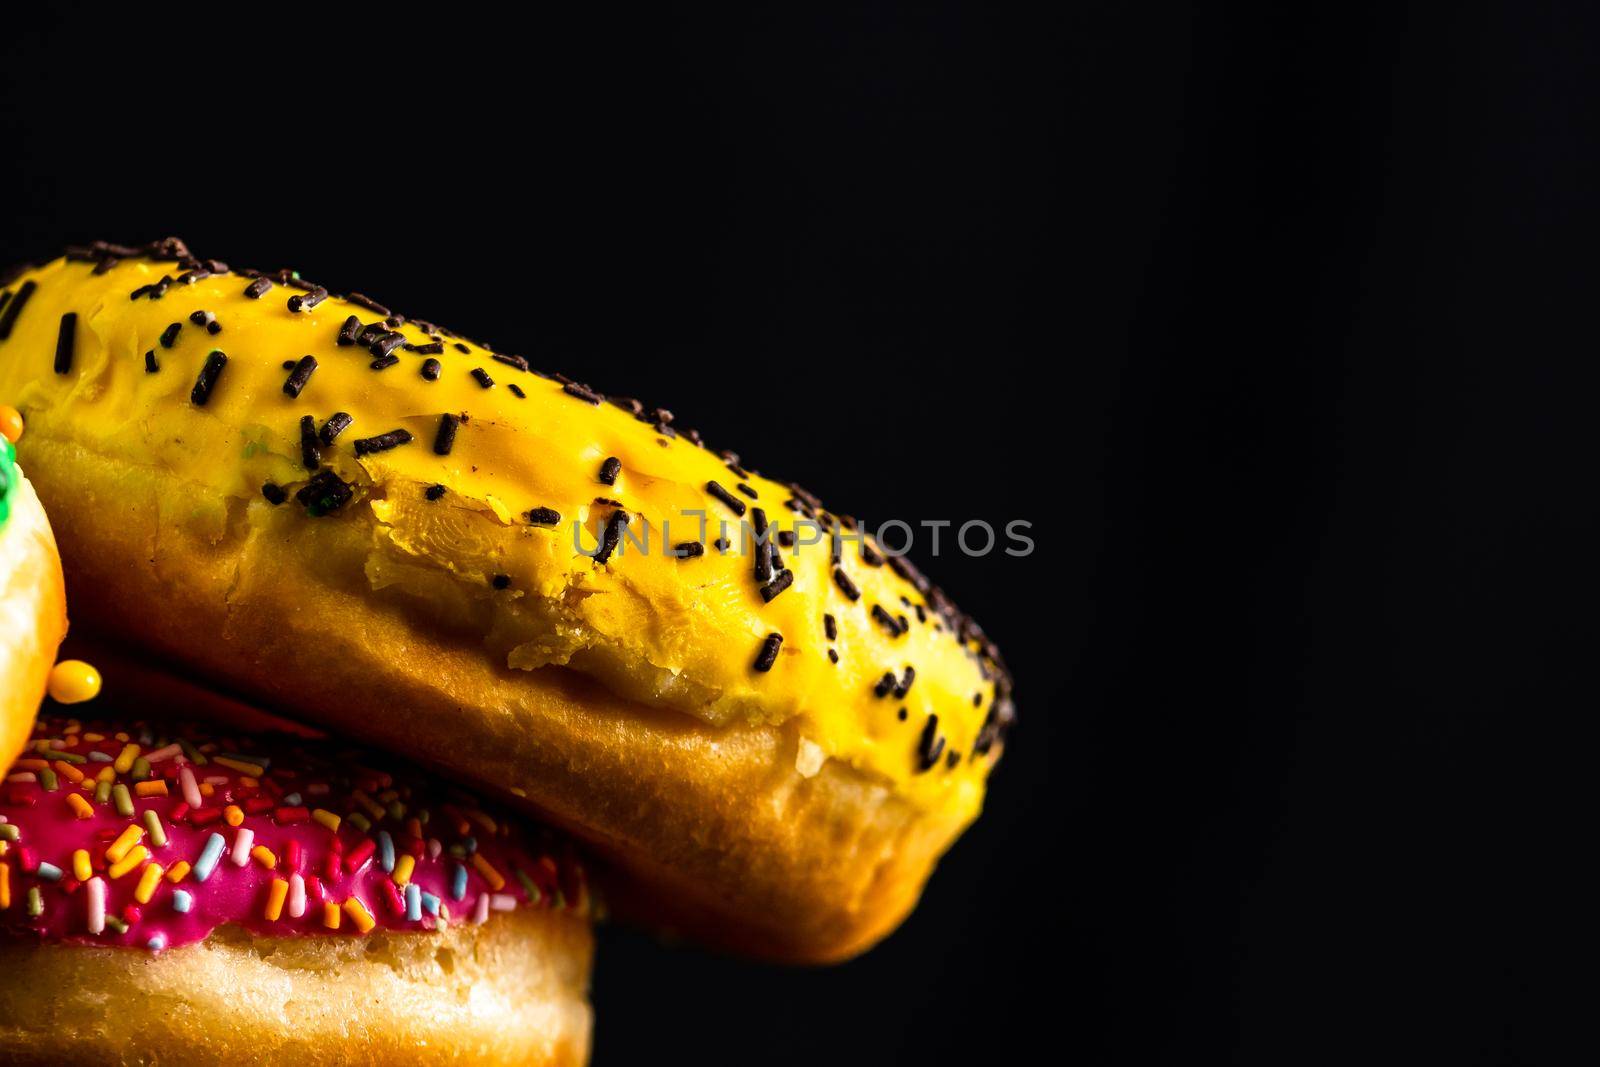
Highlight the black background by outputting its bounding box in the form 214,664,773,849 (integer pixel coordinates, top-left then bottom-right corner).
0,3,1566,1063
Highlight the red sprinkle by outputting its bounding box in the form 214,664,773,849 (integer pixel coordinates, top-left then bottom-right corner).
274,806,310,824
345,838,376,873
284,839,303,874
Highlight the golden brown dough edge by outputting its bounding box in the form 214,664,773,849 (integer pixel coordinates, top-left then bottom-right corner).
26,436,974,963
0,469,68,768
0,906,593,1066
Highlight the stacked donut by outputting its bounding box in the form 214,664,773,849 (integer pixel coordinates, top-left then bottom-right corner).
0,239,1015,1061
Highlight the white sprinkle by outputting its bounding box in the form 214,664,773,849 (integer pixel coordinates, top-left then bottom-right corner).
143,744,182,764
230,827,254,866
36,862,62,882
287,874,306,918
179,765,202,808
473,894,490,924
426,838,442,860
86,877,106,934
491,893,516,912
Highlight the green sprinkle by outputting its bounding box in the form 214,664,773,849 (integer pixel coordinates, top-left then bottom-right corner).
446,843,467,859
40,749,85,764
0,824,18,842
39,767,58,792
95,780,112,804
177,738,207,765
105,916,128,934
387,801,406,821
112,783,133,816
130,757,151,782
347,812,371,833
515,868,541,904
26,887,42,917
143,809,168,848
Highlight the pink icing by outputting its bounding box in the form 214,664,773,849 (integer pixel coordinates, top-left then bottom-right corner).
0,714,586,950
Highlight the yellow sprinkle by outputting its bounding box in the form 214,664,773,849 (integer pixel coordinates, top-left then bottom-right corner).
311,809,341,833
392,853,416,887
343,897,376,934
250,845,277,870
52,760,84,784
96,766,115,784
112,743,140,775
114,732,128,743
0,861,10,910
134,862,164,904
223,805,244,827
351,789,385,820
82,733,103,743
238,776,259,788
109,845,149,880
471,853,506,892
72,849,92,882
46,660,101,704
66,793,93,820
264,878,288,921
464,808,498,834
134,780,170,798
105,824,144,864
214,757,265,777
165,861,191,884
322,900,341,929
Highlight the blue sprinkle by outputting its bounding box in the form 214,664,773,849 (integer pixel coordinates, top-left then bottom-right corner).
451,863,468,901
35,862,62,882
282,792,302,806
193,833,226,883
173,889,193,913
146,933,167,952
404,883,422,922
88,751,113,762
462,836,477,854
378,831,395,873
421,891,441,916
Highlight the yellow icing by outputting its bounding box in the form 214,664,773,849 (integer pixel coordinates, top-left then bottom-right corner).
0,254,1008,818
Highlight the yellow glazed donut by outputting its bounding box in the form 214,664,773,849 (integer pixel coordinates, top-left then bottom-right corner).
0,240,1014,961
0,711,594,1065
0,406,68,767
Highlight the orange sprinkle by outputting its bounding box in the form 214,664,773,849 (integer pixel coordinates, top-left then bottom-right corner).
264,878,288,921
322,900,341,929
343,897,376,934
250,845,277,870
165,861,191,884
223,805,244,827
471,853,506,892
0,861,10,910
134,780,169,798
13,759,47,771
66,793,93,820
52,760,84,784
0,404,23,444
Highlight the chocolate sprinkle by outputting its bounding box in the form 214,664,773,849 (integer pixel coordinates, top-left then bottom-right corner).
492,353,529,372
492,574,512,590
916,715,945,771
753,632,783,673
371,333,406,360
369,354,400,371
160,322,182,348
353,428,414,455
282,355,318,398
759,570,795,603
286,286,328,312
674,541,705,559
874,672,897,698
433,413,459,456
832,567,861,601
508,383,526,398
299,415,321,470
296,468,353,516
144,350,159,373
562,382,603,405
593,510,631,565
894,666,916,699
598,457,621,486
706,481,747,517
345,292,389,315
53,312,76,374
824,614,837,640
527,507,561,527
425,484,447,501
261,482,287,505
190,350,227,405
319,412,352,446
470,367,494,389
828,649,839,664
420,358,442,381
871,604,906,637
0,280,30,339
244,277,273,299
736,482,758,499
336,315,361,346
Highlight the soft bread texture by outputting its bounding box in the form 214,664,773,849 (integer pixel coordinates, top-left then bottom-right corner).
0,907,594,1066
0,246,1013,959
0,464,67,766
